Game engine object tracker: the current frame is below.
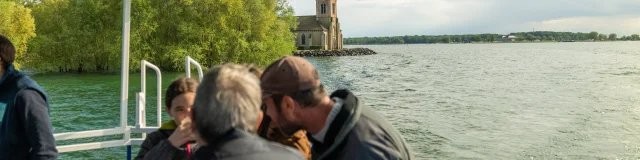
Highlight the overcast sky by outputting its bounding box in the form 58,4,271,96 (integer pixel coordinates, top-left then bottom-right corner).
289,0,640,38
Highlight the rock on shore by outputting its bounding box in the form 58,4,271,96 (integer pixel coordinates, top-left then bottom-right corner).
293,48,377,57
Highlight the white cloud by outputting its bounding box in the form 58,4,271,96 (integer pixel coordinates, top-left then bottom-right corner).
289,0,640,37
528,16,640,35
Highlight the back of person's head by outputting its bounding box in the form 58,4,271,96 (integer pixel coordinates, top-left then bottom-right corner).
192,64,262,144
261,56,327,109
165,77,199,109
0,34,16,70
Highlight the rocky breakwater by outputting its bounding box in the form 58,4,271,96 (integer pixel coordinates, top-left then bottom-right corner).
294,48,377,57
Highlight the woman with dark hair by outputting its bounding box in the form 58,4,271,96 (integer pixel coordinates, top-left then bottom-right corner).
135,77,199,160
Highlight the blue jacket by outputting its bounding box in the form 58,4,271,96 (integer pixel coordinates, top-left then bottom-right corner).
0,65,58,159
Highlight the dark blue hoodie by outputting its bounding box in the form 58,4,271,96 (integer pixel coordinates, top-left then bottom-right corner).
0,64,58,159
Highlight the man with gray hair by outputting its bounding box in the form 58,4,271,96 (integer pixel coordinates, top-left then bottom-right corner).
188,64,305,160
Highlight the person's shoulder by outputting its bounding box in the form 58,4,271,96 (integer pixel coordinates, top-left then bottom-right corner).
143,130,171,144
221,137,305,160
345,107,413,160
14,89,47,107
261,141,306,160
16,89,43,99
15,74,47,99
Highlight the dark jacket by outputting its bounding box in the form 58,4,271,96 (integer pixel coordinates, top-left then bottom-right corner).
189,128,305,160
135,120,197,160
309,89,414,160
0,65,58,159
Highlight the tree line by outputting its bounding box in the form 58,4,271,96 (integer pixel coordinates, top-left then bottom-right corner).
0,0,297,73
345,31,640,45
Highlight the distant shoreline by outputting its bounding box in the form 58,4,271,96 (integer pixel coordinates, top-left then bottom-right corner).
344,31,640,45
344,40,639,45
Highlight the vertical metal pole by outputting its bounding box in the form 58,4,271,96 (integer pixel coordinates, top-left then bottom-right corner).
186,56,191,78
141,61,146,94
121,0,131,153
140,60,146,139
156,70,162,127
127,145,132,160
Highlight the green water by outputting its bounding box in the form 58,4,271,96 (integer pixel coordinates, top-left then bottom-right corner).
34,42,640,159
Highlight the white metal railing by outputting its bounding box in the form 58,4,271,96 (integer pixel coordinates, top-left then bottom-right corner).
53,0,133,155
186,56,204,81
140,60,162,127
52,0,207,158
135,60,163,141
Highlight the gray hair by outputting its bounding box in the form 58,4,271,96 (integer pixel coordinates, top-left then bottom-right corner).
192,63,262,143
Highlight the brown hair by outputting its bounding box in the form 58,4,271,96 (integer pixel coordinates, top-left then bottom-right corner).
0,34,16,69
271,84,326,113
165,77,199,109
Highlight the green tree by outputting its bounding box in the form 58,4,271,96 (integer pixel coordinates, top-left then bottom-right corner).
608,33,617,41
21,0,297,72
0,1,36,69
526,34,536,41
619,35,627,41
455,36,462,43
588,31,599,40
632,34,640,41
598,34,607,41
471,35,482,42
487,35,495,42
441,36,451,43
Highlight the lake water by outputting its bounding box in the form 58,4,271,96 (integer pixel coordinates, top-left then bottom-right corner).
33,42,640,159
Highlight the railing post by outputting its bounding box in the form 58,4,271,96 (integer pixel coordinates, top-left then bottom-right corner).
121,1,131,159
141,60,163,127
136,92,146,139
127,145,132,160
186,56,191,79
186,56,204,81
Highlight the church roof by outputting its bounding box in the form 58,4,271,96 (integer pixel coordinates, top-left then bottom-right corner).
295,16,327,31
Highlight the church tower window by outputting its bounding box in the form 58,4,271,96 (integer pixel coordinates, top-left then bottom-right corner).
321,4,326,14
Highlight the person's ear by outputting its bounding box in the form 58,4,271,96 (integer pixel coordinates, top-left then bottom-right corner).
165,107,173,117
255,111,264,130
281,96,297,121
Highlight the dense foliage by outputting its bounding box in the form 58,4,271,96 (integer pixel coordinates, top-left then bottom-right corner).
345,31,640,45
0,0,297,73
0,1,36,69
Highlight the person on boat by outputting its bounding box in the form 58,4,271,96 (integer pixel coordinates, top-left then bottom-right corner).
260,56,414,160
244,64,312,160
0,34,58,159
135,77,199,160
189,64,305,160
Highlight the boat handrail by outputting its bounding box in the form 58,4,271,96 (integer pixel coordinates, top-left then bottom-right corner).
186,56,204,81
52,0,171,159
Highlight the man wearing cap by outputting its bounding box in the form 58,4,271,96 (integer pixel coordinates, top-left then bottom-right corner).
260,56,414,160
0,34,58,159
189,64,305,160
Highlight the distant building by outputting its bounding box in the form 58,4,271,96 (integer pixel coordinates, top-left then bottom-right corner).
294,0,343,50
497,35,518,42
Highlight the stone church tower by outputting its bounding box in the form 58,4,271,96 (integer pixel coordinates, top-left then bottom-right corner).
293,0,343,50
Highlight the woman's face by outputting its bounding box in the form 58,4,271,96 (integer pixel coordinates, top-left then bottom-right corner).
167,92,195,124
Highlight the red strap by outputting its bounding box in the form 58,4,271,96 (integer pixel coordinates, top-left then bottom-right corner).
186,143,191,158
